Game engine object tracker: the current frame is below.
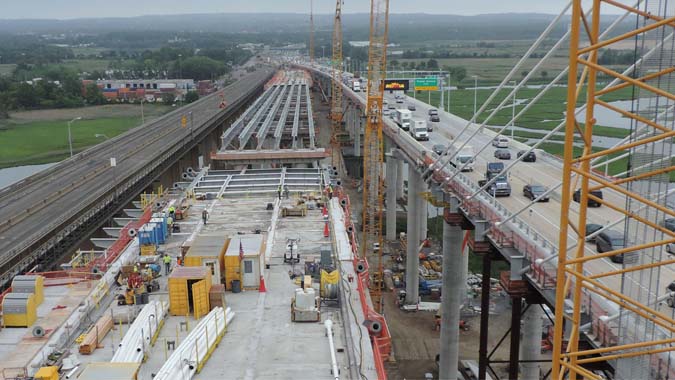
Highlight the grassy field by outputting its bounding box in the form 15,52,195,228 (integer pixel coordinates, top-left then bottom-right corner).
0,104,171,168
61,59,111,73
0,64,17,76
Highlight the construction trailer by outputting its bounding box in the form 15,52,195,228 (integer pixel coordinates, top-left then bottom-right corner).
11,275,44,305
2,293,37,327
184,234,230,285
168,266,212,318
224,234,265,291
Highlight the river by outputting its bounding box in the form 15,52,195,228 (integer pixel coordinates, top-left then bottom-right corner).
0,163,56,189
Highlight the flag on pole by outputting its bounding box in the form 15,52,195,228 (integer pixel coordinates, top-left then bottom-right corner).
239,239,244,261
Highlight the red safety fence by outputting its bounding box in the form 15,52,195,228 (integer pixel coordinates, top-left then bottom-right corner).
334,186,391,380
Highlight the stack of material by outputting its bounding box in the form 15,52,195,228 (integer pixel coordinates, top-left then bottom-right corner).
153,307,233,380
79,314,113,354
209,284,226,310
111,300,168,363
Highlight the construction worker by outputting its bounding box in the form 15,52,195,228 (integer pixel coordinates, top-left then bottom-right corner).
168,205,176,218
133,263,139,273
167,215,173,233
277,185,282,199
328,185,333,200
202,209,209,225
163,254,172,275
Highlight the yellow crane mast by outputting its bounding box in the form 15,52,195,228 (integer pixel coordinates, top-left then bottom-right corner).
309,0,315,63
362,0,389,311
329,0,344,168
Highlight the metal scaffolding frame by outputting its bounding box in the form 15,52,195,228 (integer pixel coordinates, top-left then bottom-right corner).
553,1,675,379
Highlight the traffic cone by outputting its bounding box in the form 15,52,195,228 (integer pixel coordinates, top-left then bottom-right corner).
323,221,330,237
259,275,266,293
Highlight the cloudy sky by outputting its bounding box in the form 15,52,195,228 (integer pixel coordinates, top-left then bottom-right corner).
3,0,581,19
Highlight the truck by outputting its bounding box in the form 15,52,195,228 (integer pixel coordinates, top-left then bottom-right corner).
410,119,429,141
449,144,475,172
351,80,361,92
394,109,412,131
479,173,512,197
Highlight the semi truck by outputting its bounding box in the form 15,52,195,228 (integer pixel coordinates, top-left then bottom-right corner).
394,109,412,131
410,119,429,141
449,144,475,172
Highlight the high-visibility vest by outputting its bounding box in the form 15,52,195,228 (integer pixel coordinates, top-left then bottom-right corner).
163,255,171,264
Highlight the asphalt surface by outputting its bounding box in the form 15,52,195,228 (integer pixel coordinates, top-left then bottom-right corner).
0,67,274,276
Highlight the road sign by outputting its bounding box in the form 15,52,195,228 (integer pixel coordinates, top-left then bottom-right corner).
181,116,187,128
384,79,409,91
414,78,439,91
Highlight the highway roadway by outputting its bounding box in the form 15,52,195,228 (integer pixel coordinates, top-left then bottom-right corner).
0,67,275,279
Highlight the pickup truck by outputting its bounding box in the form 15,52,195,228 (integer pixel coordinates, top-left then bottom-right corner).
479,173,511,197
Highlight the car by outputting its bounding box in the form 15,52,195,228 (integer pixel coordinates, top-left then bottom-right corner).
492,136,509,148
432,144,446,155
662,218,675,232
486,162,504,177
595,230,625,263
428,108,439,116
523,184,550,202
408,104,416,111
517,150,537,162
585,223,604,242
573,189,603,207
383,108,390,116
430,114,440,122
388,104,396,110
396,97,404,104
494,149,511,160
666,243,675,255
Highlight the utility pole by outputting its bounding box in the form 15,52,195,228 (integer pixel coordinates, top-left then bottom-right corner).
511,80,516,139
472,75,478,118
67,117,83,157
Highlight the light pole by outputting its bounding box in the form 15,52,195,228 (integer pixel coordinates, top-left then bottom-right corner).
140,98,145,125
96,134,117,200
472,75,478,119
510,80,516,139
67,117,83,157
447,73,451,113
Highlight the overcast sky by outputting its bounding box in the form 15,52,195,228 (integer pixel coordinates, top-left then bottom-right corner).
3,0,579,19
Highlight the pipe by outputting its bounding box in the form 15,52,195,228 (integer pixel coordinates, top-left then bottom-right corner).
324,319,340,380
64,366,79,379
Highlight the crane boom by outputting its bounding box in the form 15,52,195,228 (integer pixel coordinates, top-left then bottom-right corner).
330,0,344,168
309,0,315,63
362,0,389,311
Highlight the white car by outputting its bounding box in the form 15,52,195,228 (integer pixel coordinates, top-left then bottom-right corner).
492,136,510,148
667,243,675,254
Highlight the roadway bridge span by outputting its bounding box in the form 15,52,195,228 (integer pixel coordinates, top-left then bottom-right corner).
0,67,276,286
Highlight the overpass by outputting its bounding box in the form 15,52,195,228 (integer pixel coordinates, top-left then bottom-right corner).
0,67,275,286
301,60,675,379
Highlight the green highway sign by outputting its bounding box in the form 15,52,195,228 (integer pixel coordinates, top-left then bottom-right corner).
414,77,439,91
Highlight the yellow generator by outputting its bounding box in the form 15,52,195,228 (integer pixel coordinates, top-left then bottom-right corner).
2,293,37,327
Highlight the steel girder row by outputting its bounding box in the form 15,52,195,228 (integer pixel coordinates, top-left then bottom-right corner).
221,84,275,149
192,168,323,197
291,83,303,149
256,85,289,150
306,83,316,149
239,85,282,149
274,84,297,148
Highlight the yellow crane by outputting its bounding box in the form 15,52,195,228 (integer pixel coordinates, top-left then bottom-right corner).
361,0,389,311
309,0,314,63
329,0,344,169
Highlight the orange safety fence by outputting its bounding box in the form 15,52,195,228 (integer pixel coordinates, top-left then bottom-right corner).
334,186,391,380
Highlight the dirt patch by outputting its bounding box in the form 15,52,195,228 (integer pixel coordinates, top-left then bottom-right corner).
8,104,171,123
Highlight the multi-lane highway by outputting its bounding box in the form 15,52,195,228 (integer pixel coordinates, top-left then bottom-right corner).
0,67,275,282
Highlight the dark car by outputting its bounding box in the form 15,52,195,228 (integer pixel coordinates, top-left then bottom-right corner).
573,189,603,207
486,162,504,177
494,149,511,160
523,184,549,202
408,104,416,111
428,108,439,116
517,150,537,162
595,230,625,263
430,114,440,122
433,144,446,155
388,104,396,110
662,218,675,232
585,223,604,242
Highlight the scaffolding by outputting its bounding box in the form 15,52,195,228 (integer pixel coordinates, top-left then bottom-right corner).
553,1,675,379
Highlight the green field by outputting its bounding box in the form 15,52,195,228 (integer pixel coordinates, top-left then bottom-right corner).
0,104,171,168
0,117,142,168
61,59,111,73
0,64,17,76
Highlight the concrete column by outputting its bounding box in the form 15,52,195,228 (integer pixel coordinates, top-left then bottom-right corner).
354,112,362,157
397,160,405,199
520,304,543,380
418,181,428,240
460,239,469,303
405,166,420,305
385,156,398,241
439,220,463,380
